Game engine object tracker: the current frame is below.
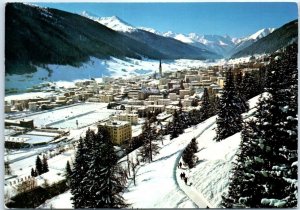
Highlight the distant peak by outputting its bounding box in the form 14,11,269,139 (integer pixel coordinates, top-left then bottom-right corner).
247,28,276,40
81,12,137,33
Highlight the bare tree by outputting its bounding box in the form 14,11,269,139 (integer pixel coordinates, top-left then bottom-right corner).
5,161,12,175
17,178,37,193
126,154,131,177
130,157,139,186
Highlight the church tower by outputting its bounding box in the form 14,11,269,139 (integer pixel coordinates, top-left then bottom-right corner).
159,59,162,77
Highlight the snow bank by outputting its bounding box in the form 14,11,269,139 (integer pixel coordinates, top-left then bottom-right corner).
189,124,241,207
38,190,72,209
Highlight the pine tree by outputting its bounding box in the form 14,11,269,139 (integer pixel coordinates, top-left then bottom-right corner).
210,94,219,116
31,168,36,177
182,138,198,169
261,43,298,207
222,44,298,208
235,71,249,112
70,137,90,208
66,161,72,180
222,120,266,208
139,121,160,163
170,110,184,139
42,155,49,173
215,68,242,141
199,88,213,121
190,138,198,153
35,156,43,175
241,72,260,100
81,127,127,208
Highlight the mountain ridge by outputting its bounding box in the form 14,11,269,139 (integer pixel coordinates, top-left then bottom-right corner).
231,19,298,58
90,14,277,58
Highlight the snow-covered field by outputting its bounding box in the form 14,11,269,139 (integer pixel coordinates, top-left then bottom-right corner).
9,103,118,129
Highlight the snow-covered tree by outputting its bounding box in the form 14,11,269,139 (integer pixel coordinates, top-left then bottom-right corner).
170,110,184,139
70,137,89,208
81,127,127,208
182,138,198,169
241,71,260,100
199,88,213,121
234,71,249,113
65,161,72,181
71,127,127,208
222,119,266,208
223,43,298,208
215,68,243,142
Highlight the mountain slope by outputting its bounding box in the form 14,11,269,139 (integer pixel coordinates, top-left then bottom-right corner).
83,14,221,60
5,4,167,75
229,28,275,56
231,20,298,58
163,29,276,58
125,29,220,60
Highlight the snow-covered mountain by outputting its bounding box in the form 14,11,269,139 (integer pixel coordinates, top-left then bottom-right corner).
81,11,137,33
229,28,276,56
80,13,220,60
241,28,276,42
161,29,275,58
80,12,276,59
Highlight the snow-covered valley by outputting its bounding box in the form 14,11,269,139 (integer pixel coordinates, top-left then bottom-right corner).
5,54,260,94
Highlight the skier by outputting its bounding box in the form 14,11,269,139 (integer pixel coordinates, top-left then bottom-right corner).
179,161,182,168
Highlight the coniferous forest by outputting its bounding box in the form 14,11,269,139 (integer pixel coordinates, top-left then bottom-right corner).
222,43,298,208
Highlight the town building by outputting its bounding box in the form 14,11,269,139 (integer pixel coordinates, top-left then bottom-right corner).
100,94,114,103
112,113,138,125
98,121,132,145
179,89,190,99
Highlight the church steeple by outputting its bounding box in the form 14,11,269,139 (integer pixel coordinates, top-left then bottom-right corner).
159,59,162,77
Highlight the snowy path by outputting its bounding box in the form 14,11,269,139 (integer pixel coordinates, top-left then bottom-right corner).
123,116,216,208
175,117,216,208
175,95,263,207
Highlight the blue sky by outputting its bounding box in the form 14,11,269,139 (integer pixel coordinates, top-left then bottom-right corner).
36,2,298,38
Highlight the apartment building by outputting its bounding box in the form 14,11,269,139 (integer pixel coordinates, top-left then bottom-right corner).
148,95,164,102
179,89,190,99
100,94,114,103
112,113,138,124
98,121,132,145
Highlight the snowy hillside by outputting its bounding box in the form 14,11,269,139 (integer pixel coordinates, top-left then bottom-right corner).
5,57,220,92
37,93,264,208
